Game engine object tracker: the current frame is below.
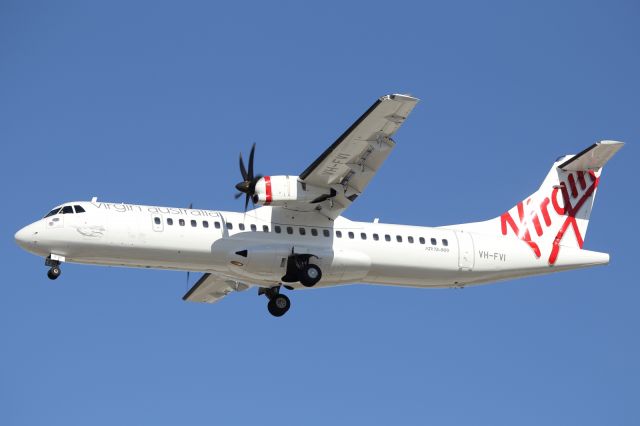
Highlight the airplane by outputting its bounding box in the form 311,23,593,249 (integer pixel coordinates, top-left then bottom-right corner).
15,94,624,317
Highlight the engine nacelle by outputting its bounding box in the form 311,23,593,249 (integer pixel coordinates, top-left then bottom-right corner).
253,175,328,207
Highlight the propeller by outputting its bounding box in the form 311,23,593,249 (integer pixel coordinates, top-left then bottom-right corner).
234,143,262,211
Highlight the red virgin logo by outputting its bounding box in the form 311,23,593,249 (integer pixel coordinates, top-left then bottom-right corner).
500,170,599,265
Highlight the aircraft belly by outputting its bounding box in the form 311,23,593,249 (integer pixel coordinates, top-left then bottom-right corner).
364,244,460,287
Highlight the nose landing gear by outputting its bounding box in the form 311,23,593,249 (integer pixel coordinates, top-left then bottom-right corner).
45,255,63,280
47,266,61,280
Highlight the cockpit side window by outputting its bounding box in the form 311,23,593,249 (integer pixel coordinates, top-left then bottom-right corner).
44,208,61,218
61,206,74,214
74,205,86,213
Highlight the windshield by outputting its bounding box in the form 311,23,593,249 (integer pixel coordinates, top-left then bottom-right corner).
44,208,61,218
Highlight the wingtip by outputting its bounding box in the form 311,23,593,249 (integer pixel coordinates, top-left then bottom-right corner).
383,93,420,103
598,140,625,148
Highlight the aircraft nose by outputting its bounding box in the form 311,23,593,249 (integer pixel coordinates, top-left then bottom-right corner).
15,223,39,250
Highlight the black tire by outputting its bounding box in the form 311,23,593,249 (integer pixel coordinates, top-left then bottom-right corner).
267,294,290,317
300,264,322,287
47,266,61,280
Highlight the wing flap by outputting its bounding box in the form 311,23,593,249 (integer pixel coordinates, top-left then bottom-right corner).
182,273,251,304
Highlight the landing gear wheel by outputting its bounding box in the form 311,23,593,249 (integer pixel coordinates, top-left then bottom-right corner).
267,294,290,317
47,266,61,280
300,264,322,287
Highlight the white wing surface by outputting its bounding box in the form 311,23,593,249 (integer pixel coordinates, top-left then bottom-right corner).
299,94,419,218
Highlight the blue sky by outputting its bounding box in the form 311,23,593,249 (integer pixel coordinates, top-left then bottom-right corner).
1,1,638,424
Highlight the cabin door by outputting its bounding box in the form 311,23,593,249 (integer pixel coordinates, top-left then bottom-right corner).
456,231,475,271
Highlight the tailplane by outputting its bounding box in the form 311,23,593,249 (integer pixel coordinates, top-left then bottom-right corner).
448,140,623,265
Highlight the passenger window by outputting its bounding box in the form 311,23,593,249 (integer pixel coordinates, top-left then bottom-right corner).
408,236,414,244
361,233,367,240
442,239,448,246
179,219,185,226
215,221,221,229
286,227,293,234
373,233,379,241
191,220,197,227
385,234,391,242
203,221,209,228
275,225,281,233
336,231,342,238
74,205,86,213
250,224,257,231
396,235,403,243
431,238,437,245
61,206,74,214
227,222,233,230
263,225,269,232
239,223,245,231
323,229,330,237
167,218,173,225
348,232,354,239
311,228,318,236
299,227,306,235
154,217,161,225
419,237,425,244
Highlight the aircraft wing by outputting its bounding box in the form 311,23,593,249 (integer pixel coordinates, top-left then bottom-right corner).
299,94,419,219
182,273,252,303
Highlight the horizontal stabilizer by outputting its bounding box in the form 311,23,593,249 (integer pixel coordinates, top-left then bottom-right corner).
559,140,624,171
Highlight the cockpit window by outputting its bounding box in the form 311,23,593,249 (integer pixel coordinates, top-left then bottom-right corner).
74,205,86,213
61,206,74,214
44,208,61,218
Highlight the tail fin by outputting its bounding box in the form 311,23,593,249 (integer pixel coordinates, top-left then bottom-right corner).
450,140,623,265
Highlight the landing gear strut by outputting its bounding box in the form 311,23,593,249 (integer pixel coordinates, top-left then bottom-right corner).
259,286,291,317
45,256,61,280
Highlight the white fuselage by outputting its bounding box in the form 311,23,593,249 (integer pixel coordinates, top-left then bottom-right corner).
15,200,609,290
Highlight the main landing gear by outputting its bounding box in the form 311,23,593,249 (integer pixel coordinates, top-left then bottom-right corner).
258,253,323,317
45,256,62,280
300,264,321,287
282,254,322,288
259,286,291,317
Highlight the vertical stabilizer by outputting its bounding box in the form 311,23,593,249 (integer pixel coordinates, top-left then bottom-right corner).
446,141,623,265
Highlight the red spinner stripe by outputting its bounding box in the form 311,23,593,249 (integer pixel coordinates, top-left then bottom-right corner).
264,176,272,205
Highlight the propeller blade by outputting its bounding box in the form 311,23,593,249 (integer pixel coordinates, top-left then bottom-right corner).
239,153,248,181
250,174,263,193
235,143,260,207
248,143,256,180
